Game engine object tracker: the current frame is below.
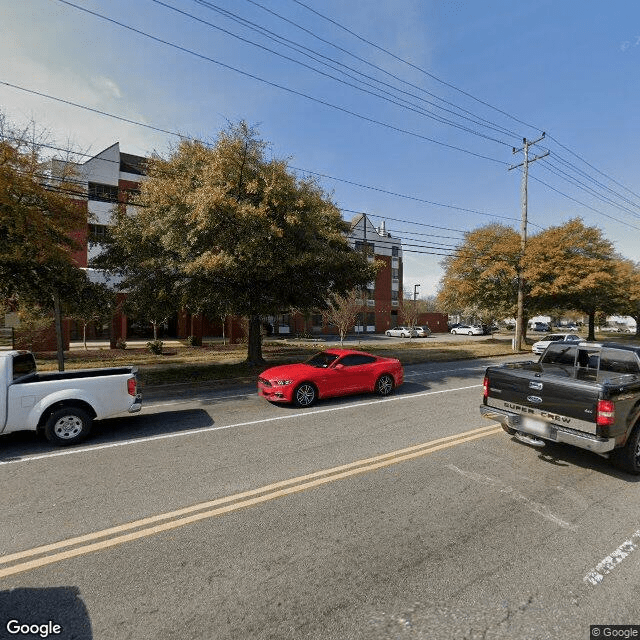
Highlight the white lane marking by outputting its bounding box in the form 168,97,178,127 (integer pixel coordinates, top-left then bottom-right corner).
584,530,640,585
446,464,578,530
0,384,482,466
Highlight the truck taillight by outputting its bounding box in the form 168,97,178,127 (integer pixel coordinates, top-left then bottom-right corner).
483,376,489,398
596,399,615,426
127,377,137,396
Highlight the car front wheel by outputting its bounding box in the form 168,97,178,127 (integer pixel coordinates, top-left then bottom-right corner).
294,383,317,408
468,330,473,335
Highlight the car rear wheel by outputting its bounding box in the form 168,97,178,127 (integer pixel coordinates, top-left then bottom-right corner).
375,374,394,396
44,406,93,446
294,383,317,408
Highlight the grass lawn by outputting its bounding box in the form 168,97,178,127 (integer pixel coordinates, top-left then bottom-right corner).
32,336,519,387
31,330,640,387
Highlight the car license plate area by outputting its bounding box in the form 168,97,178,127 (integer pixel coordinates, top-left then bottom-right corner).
520,416,557,441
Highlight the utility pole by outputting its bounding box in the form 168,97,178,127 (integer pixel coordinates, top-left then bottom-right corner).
413,284,420,301
508,133,549,351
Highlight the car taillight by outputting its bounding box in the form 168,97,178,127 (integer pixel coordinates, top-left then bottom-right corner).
127,377,137,396
596,399,615,426
483,376,489,398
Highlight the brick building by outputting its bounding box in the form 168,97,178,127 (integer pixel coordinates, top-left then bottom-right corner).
54,144,446,342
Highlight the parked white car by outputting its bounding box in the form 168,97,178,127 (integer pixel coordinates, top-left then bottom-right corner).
450,324,483,335
385,326,418,338
532,333,582,355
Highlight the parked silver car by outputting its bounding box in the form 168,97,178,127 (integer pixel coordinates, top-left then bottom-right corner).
385,326,418,338
412,325,432,337
450,324,483,336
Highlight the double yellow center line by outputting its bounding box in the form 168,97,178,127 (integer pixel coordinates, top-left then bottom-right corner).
0,424,501,579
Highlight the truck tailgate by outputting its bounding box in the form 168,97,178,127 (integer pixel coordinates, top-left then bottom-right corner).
485,366,600,435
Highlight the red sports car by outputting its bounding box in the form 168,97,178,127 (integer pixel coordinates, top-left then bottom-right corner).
257,349,404,407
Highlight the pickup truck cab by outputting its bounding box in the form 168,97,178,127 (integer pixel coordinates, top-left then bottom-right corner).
1,350,142,446
480,342,640,473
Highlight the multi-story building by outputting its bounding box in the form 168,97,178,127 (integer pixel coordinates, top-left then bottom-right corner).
53,142,146,270
347,214,403,333
54,144,419,341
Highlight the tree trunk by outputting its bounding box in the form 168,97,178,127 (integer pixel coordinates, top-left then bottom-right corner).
83,322,88,350
587,311,596,341
246,314,265,365
53,291,65,372
153,322,158,340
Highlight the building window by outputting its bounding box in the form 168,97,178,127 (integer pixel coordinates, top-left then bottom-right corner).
88,182,119,203
88,224,109,243
354,240,375,255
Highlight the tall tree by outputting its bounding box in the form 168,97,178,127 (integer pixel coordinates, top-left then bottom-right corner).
613,259,640,337
0,118,85,302
97,122,377,363
524,218,628,340
437,224,522,322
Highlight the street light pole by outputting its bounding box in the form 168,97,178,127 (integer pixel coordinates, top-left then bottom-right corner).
414,284,420,301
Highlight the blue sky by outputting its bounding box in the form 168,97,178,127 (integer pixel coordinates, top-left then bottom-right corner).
2,0,640,295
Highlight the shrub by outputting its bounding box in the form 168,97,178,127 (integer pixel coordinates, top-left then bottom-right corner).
146,339,163,354
185,335,201,346
115,338,127,350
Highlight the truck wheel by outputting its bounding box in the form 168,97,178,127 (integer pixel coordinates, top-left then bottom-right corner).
44,406,93,446
611,424,640,474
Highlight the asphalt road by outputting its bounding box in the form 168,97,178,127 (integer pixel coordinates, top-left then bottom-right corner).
1,355,639,640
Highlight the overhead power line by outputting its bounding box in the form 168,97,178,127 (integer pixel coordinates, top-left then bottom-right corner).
53,0,508,166
188,0,521,144
282,0,640,225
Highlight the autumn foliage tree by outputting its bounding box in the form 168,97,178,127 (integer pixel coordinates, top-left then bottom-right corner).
0,122,86,303
524,218,629,340
97,123,377,363
437,224,522,321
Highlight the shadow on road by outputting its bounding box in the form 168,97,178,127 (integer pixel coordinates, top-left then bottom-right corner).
0,409,213,462
509,436,640,483
0,586,93,639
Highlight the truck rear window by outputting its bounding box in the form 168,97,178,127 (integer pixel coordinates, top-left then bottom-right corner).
12,353,36,380
600,349,640,374
541,344,577,366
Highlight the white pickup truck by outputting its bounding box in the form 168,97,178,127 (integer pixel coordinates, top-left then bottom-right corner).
1,350,142,446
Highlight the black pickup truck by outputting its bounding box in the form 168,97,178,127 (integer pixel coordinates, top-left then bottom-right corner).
480,341,640,473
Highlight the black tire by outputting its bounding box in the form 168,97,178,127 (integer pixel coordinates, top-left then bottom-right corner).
44,406,93,446
294,383,317,408
400,333,407,338
468,330,473,335
375,374,394,397
385,331,391,337
611,424,640,474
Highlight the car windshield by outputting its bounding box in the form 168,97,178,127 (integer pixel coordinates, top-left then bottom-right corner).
305,352,340,368
541,335,561,341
